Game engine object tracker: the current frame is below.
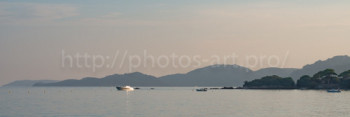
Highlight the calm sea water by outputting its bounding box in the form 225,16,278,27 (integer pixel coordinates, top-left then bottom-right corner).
0,87,349,117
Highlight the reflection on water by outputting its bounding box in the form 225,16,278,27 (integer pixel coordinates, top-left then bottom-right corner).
0,87,350,117
126,90,131,115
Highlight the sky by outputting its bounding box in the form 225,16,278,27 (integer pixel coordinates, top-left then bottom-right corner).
1,0,350,85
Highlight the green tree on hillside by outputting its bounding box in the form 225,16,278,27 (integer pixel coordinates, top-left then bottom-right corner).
339,70,350,88
243,75,295,89
339,70,350,78
312,69,339,84
297,75,316,88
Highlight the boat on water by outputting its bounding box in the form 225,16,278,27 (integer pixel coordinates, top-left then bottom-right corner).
196,88,208,92
116,86,134,91
327,89,341,93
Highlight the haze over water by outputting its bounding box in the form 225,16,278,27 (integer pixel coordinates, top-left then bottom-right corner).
1,87,349,117
1,0,350,116
1,0,350,85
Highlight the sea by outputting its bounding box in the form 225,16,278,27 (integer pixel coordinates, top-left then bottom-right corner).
0,87,349,117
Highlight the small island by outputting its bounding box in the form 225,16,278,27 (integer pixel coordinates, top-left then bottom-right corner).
243,69,350,89
243,75,295,89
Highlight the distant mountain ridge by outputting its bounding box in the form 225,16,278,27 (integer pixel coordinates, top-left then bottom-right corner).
4,55,350,87
33,64,296,87
2,80,58,87
159,65,254,86
34,72,164,87
290,55,350,80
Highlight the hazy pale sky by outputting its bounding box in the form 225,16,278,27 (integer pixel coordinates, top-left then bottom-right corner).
1,0,350,85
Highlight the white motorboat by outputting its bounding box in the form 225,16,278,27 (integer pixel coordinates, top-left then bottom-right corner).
116,86,134,91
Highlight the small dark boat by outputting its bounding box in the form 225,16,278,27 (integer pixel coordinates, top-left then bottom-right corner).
196,88,208,92
221,87,234,89
327,89,341,93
